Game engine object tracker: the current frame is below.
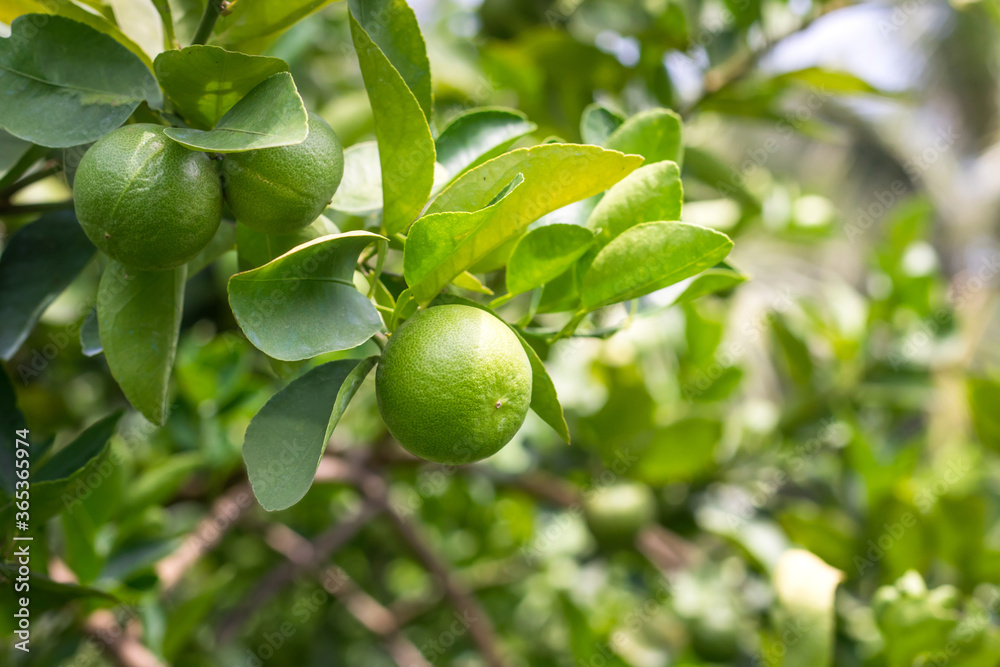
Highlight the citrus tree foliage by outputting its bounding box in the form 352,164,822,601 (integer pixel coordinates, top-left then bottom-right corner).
1,0,999,665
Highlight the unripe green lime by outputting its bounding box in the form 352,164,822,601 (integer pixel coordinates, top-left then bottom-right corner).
375,305,533,465
221,113,344,235
74,124,222,270
584,482,656,544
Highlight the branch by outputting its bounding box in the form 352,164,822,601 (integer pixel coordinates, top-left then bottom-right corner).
83,610,166,667
215,497,383,643
0,200,73,217
383,504,509,667
191,0,226,45
265,524,432,667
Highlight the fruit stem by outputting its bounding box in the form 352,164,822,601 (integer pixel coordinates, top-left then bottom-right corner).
191,0,225,45
0,200,73,217
372,332,388,351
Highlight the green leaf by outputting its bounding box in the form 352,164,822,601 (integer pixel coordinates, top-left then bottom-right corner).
505,224,594,298
329,141,383,214
0,368,26,497
163,72,307,152
80,308,102,357
212,0,340,52
0,15,162,147
428,143,642,218
683,146,761,213
673,266,747,303
348,0,432,120
243,357,377,511
585,161,682,249
435,107,537,180
581,222,733,310
0,1,155,70
0,130,35,186
429,295,570,443
154,45,289,129
236,216,339,272
0,562,118,605
0,211,95,360
968,376,1000,451
186,221,237,277
108,0,164,61
633,418,721,484
349,9,436,234
451,271,493,295
61,501,102,584
35,413,121,482
605,108,683,167
580,103,624,146
228,231,386,361
773,550,844,667
405,174,525,305
98,263,186,425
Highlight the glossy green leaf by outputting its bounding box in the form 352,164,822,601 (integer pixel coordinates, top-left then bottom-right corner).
348,0,432,120
212,0,340,52
329,141,383,214
428,143,642,217
580,103,624,146
404,175,525,305
673,266,747,303
0,211,96,360
505,224,594,297
34,412,121,482
349,7,435,234
605,108,683,167
236,216,339,272
243,357,377,511
0,1,155,69
436,107,537,180
108,0,164,60
163,73,307,152
581,222,733,310
452,271,494,295
0,15,161,147
154,45,289,129
228,231,386,361
774,550,844,667
98,263,186,425
586,161,682,249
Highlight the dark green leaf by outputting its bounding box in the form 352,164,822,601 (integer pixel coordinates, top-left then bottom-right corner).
0,368,26,497
0,562,118,603
34,412,121,483
435,107,537,180
0,211,95,360
243,358,377,511
581,222,733,310
154,45,289,129
0,15,162,147
98,263,186,425
187,221,237,276
163,73,307,152
228,231,386,361
236,216,339,272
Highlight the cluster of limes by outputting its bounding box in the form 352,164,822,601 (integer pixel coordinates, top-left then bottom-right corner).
73,112,344,270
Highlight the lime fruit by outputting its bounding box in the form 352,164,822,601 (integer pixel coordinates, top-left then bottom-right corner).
584,482,656,544
375,304,533,465
221,112,344,235
74,123,223,270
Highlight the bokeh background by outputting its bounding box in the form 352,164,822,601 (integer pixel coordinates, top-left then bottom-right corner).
4,0,1000,665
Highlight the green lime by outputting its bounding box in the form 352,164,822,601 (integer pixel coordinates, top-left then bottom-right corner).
74,123,222,271
375,304,533,465
584,482,656,544
221,112,344,235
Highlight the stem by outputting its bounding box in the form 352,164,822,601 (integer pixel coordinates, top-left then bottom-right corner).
0,145,47,191
191,0,224,45
0,163,61,200
0,200,73,217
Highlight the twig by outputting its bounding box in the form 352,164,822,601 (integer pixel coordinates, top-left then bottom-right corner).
191,0,225,45
83,610,166,667
0,162,61,199
383,505,509,667
265,524,432,667
156,482,254,593
0,200,73,216
215,497,383,643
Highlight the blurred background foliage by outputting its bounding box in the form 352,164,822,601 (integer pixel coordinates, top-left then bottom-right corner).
4,0,1000,665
